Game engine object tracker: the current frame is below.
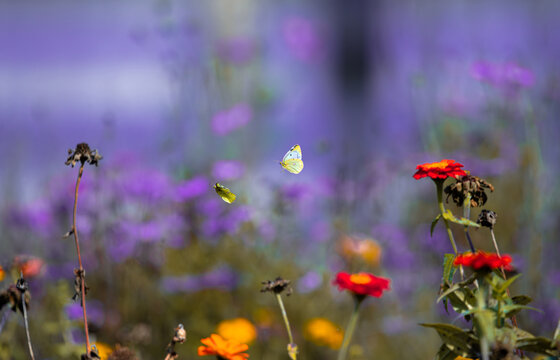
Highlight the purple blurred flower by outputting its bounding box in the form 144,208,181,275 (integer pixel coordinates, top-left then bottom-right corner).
175,175,209,201
216,37,256,65
471,61,535,90
310,221,330,243
297,270,322,293
211,103,252,136
283,17,323,63
65,300,104,325
6,201,54,237
161,266,238,293
212,160,245,181
280,183,310,202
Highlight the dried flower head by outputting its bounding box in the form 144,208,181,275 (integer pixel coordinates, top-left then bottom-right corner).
413,159,467,180
72,268,89,303
108,345,137,360
81,344,101,359
477,209,498,229
0,284,30,314
66,143,103,167
260,277,292,296
174,324,187,344
444,174,494,207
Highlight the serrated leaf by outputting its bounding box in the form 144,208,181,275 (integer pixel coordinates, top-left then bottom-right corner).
443,253,457,284
420,323,476,353
431,214,442,236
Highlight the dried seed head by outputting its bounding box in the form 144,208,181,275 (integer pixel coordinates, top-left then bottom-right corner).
66,143,103,167
477,209,498,229
444,174,494,208
0,284,30,314
261,277,292,295
108,345,138,360
174,324,187,343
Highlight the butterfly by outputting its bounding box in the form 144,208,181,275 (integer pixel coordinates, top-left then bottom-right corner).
280,144,304,174
213,183,237,203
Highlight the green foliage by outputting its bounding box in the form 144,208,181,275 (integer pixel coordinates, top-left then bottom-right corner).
440,210,481,229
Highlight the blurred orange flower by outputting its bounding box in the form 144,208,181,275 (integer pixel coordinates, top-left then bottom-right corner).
339,235,382,266
94,342,113,359
198,334,249,360
333,272,390,298
413,159,466,180
14,256,44,278
304,318,343,349
217,318,257,344
454,357,479,360
0,265,5,282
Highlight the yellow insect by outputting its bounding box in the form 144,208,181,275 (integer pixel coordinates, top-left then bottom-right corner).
280,144,304,174
213,183,237,203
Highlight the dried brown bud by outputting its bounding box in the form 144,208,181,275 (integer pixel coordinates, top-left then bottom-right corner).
444,174,494,208
477,209,497,229
66,143,103,167
173,324,187,343
261,277,292,295
0,284,30,314
73,268,89,303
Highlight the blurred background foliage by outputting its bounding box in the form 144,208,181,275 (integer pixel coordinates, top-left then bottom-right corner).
1,0,560,359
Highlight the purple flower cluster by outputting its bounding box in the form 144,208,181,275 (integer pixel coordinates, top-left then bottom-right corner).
211,103,252,136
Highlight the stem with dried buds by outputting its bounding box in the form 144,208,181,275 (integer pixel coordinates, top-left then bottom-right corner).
18,275,35,360
435,180,464,279
275,294,297,360
72,163,90,353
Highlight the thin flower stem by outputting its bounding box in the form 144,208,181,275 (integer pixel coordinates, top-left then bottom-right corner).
20,279,35,360
337,298,362,360
462,195,476,253
275,294,296,358
72,163,90,353
490,229,521,331
435,181,464,279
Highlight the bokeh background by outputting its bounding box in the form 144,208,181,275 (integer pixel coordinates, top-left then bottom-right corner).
1,0,560,359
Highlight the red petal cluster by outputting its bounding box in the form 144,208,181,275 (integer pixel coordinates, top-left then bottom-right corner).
333,272,390,298
413,159,467,180
453,251,512,271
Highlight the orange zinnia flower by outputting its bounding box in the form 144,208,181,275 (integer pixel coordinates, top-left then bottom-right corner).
333,272,390,298
413,159,467,180
14,256,44,278
198,334,249,360
454,251,512,271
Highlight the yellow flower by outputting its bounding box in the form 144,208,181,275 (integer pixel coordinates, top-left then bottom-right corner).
454,357,479,360
339,235,382,266
94,342,113,359
304,318,343,349
217,318,257,344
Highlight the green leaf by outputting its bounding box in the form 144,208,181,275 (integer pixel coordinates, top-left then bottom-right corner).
431,214,442,236
511,295,532,306
441,210,481,228
496,274,522,294
443,253,457,284
419,323,477,354
501,304,542,317
435,343,462,360
517,336,557,356
552,318,560,348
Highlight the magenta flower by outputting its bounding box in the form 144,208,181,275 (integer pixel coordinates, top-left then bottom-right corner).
212,160,245,181
211,104,252,136
283,16,323,63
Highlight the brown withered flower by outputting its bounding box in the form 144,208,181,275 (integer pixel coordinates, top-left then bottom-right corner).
66,143,103,167
261,277,292,296
444,174,494,208
0,282,30,314
72,268,89,303
477,209,497,229
108,345,138,360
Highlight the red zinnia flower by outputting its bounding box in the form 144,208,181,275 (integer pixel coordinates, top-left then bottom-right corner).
453,251,512,271
333,272,390,298
14,256,44,278
198,333,249,360
413,159,467,180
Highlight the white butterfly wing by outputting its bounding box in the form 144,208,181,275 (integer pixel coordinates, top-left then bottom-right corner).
282,145,302,161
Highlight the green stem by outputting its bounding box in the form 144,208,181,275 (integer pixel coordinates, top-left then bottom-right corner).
337,298,363,360
435,180,459,255
275,294,296,358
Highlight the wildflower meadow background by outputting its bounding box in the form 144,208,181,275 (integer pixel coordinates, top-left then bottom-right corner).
1,1,560,359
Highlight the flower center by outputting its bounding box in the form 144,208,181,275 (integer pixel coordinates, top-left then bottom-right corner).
350,273,371,284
